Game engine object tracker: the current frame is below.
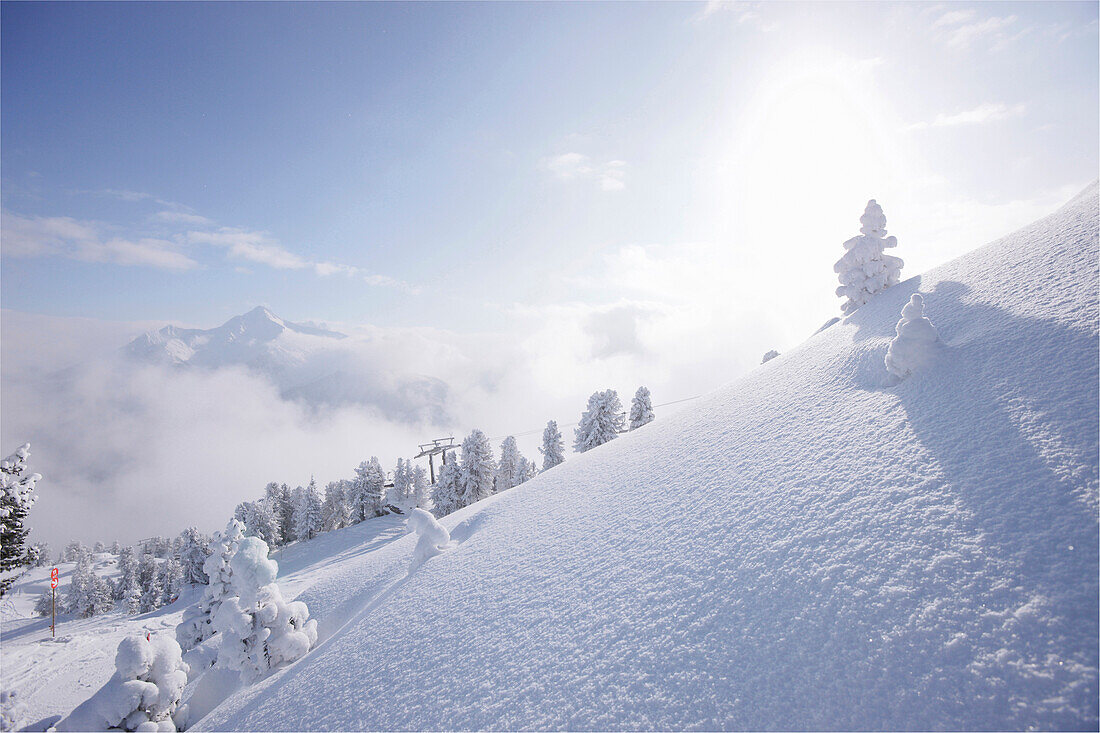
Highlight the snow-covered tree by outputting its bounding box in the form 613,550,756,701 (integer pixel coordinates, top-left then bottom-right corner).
34,588,53,617
29,541,51,568
123,577,141,615
540,420,565,471
885,293,940,379
160,556,183,605
410,465,429,508
0,443,41,596
212,537,317,682
431,454,461,518
110,541,122,555
762,349,780,364
574,390,625,453
176,518,243,653
57,634,189,732
115,546,138,601
513,456,534,487
264,482,295,548
459,429,496,508
62,541,85,563
629,386,655,430
67,553,112,617
178,528,210,586
495,436,522,493
293,478,323,543
241,500,280,548
834,199,904,315
138,554,163,613
321,480,352,531
353,458,386,519
392,458,411,505
93,541,106,554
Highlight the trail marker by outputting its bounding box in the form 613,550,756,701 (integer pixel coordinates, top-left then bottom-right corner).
50,567,58,638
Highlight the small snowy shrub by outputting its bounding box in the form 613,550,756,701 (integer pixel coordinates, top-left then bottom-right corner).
407,508,451,572
834,199,904,314
213,536,317,682
761,349,780,364
885,293,940,379
57,634,189,732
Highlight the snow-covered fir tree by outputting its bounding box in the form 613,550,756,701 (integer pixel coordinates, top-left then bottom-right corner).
62,541,85,563
392,458,411,505
67,553,113,617
241,500,281,547
354,457,386,519
495,436,522,493
176,518,244,653
574,389,625,453
109,541,122,555
29,541,51,567
123,576,141,615
0,443,41,596
293,478,323,543
762,349,780,363
411,465,429,508
431,454,462,518
212,536,318,682
114,546,138,600
321,480,351,531
513,457,534,487
834,199,904,315
629,386,655,430
178,527,211,586
34,587,53,617
93,541,106,553
138,553,163,613
540,420,565,471
460,429,496,508
264,482,295,548
59,634,189,732
885,293,940,378
160,555,183,605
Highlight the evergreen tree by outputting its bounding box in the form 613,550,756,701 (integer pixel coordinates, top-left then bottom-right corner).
321,480,351,531
178,527,211,585
160,555,183,605
109,540,122,555
495,436,522,493
264,482,295,547
67,552,112,617
761,349,780,364
354,458,386,519
139,554,163,613
431,453,461,518
411,465,429,508
0,443,41,596
30,541,51,567
293,478,323,542
124,576,142,615
540,420,565,471
392,458,411,505
34,588,53,617
62,541,85,563
834,199,904,314
459,429,496,508
115,546,138,601
177,518,244,653
242,500,280,547
574,389,625,453
629,386,655,430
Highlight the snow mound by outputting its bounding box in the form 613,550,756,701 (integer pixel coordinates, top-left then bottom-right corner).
198,184,1099,731
885,293,941,378
406,508,451,572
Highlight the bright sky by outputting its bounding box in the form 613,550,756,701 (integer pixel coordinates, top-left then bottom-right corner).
1,1,1097,545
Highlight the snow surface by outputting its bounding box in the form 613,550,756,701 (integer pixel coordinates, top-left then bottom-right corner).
194,184,1099,730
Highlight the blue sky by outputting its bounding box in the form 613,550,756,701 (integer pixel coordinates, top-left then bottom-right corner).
3,1,1096,336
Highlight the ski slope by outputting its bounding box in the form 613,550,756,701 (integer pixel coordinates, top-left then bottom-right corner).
196,184,1099,731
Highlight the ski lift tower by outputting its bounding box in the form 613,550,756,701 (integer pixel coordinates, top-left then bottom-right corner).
414,437,456,484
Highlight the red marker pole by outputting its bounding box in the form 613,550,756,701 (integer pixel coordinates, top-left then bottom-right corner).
50,567,58,638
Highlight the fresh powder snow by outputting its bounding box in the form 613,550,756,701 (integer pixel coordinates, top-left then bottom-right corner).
188,184,1098,731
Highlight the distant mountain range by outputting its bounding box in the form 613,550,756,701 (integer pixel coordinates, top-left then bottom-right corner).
124,306,449,424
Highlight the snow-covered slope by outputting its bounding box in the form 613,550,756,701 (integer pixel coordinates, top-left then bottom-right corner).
196,185,1096,731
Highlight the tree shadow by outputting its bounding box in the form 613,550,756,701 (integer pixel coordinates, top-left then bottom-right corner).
853,279,1099,727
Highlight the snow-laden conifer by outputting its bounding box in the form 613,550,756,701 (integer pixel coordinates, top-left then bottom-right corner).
212,536,317,682
411,465,429,508
241,500,280,548
57,634,189,732
178,527,210,586
459,430,496,508
834,199,904,314
354,458,386,520
0,443,41,596
629,386,655,430
574,390,625,453
761,350,780,364
264,482,295,548
431,454,461,517
321,480,352,531
293,478,323,543
160,556,183,605
885,293,940,379
176,519,243,652
495,436,522,493
392,458,411,505
540,420,565,471
139,554,163,613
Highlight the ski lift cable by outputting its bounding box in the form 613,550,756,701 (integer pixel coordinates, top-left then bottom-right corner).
487,392,706,443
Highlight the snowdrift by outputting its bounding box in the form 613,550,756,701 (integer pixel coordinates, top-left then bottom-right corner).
198,185,1099,731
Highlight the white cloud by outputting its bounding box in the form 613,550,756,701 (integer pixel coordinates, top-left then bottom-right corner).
1,211,198,270
938,13,1024,50
185,227,310,270
932,9,976,27
543,153,627,192
152,210,214,226
904,102,1026,131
